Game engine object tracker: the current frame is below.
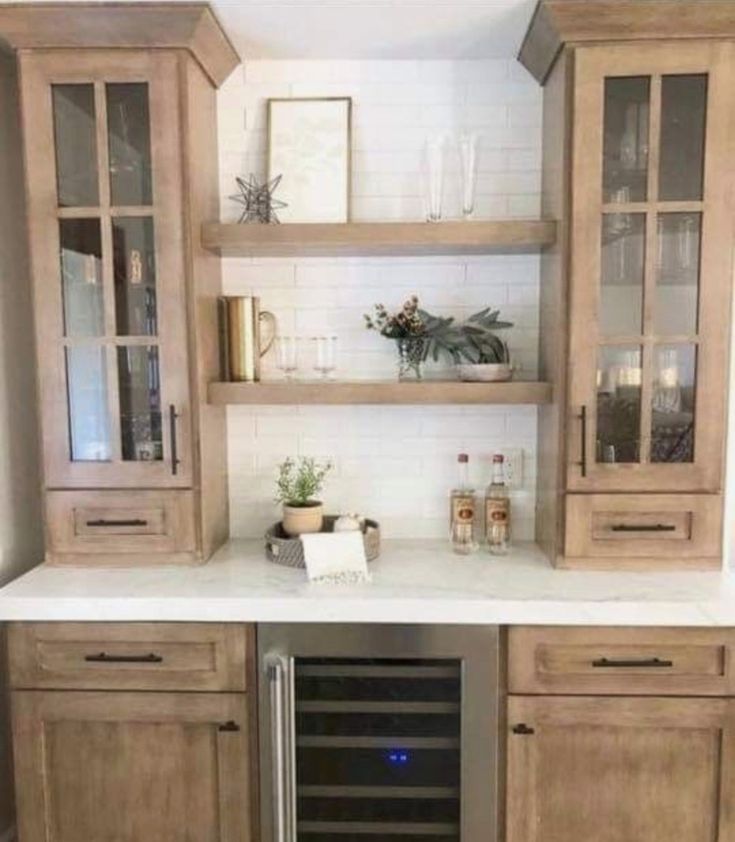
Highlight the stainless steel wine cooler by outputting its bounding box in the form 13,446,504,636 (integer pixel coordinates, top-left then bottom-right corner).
258,624,502,842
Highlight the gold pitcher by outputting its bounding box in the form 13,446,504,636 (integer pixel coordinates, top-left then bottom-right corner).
219,296,277,382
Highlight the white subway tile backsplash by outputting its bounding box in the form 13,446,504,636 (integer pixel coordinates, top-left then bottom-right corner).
219,58,543,540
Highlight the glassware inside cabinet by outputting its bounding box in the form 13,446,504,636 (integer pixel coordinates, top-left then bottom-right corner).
112,217,158,336
117,345,163,462
602,77,650,203
651,344,697,463
52,84,99,207
106,83,153,206
600,213,646,336
655,213,701,336
596,345,643,464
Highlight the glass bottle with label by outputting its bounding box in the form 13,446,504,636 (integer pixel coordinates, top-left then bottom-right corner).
485,454,510,555
450,453,478,555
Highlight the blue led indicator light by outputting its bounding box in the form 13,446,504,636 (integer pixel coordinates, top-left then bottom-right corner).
387,750,410,765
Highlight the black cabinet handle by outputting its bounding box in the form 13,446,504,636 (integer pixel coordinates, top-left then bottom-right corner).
512,723,535,735
84,652,163,664
610,524,677,533
592,657,673,669
86,519,148,528
579,405,587,478
218,721,240,733
169,404,180,476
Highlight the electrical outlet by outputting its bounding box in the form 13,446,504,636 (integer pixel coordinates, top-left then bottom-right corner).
502,448,524,490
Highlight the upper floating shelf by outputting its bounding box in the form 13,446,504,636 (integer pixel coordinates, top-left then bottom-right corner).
201,220,557,257
209,380,552,406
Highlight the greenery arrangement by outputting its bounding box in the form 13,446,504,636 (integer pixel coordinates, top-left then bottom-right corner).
275,457,332,507
364,295,513,364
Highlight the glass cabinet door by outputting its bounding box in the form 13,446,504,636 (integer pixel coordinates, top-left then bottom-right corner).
568,43,734,493
23,53,190,488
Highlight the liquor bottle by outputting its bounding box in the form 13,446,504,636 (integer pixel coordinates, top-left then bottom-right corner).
450,453,478,555
485,454,510,555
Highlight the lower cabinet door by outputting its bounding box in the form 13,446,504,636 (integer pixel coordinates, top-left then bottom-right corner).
507,695,735,842
11,690,251,842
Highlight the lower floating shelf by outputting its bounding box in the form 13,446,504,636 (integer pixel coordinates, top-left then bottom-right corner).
208,380,552,406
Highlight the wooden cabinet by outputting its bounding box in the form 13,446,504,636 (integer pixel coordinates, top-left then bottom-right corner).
524,2,735,568
506,695,735,842
0,5,239,564
7,621,255,842
507,626,735,842
12,691,252,842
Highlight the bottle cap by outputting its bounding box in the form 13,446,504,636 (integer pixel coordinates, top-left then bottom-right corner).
458,453,469,463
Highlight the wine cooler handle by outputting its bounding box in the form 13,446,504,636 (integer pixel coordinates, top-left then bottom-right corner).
267,655,293,842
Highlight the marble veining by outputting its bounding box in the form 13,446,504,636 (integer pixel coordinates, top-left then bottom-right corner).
0,540,734,625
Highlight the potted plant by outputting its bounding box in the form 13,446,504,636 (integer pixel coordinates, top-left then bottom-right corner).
275,457,332,536
365,297,513,381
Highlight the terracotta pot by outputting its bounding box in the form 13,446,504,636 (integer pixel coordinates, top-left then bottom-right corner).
282,502,324,537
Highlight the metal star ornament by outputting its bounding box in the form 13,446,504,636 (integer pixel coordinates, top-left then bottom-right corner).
229,173,288,224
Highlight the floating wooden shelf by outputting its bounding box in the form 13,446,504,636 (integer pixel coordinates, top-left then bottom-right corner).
201,219,557,257
208,380,553,406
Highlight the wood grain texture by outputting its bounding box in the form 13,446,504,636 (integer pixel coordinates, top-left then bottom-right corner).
507,694,735,842
566,42,735,496
20,50,193,490
519,0,735,83
508,627,735,696
564,493,723,564
534,49,572,563
201,219,557,257
8,622,250,692
0,4,239,87
45,489,197,560
208,380,553,406
178,54,229,560
11,689,252,842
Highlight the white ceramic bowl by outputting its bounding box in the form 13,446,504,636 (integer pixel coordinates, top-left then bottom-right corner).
456,363,513,382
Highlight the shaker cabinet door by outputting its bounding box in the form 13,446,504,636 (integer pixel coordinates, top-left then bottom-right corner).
566,42,735,493
11,690,252,842
20,51,192,487
507,695,735,842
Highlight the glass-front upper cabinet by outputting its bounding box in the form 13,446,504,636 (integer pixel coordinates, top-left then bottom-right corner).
22,52,191,488
567,43,734,493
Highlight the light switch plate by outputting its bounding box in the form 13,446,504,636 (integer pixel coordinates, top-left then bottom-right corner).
502,448,524,489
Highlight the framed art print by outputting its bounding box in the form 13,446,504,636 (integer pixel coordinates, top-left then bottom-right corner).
267,97,352,223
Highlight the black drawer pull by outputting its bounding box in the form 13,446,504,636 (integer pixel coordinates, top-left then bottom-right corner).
84,652,163,664
218,721,240,733
610,524,677,533
512,723,535,735
86,518,149,528
592,657,673,669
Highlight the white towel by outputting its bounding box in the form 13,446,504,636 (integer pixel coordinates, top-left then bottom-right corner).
300,531,370,584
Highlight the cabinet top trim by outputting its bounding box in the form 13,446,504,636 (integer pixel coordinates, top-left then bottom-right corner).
0,2,240,87
520,0,735,84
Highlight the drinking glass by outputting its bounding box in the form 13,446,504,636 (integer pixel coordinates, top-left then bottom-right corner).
459,132,480,220
275,336,299,380
312,336,338,380
422,135,446,222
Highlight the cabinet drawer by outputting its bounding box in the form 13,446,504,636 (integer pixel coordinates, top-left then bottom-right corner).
8,623,250,692
509,627,735,695
46,490,197,563
564,494,722,568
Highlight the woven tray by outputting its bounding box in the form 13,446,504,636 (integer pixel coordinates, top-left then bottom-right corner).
265,516,381,568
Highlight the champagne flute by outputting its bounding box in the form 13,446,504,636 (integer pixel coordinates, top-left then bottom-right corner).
312,336,338,380
275,336,299,381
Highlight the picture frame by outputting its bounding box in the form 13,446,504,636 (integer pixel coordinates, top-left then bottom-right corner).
267,97,352,223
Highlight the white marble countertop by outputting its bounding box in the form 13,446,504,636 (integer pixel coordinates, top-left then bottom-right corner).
1,540,734,625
